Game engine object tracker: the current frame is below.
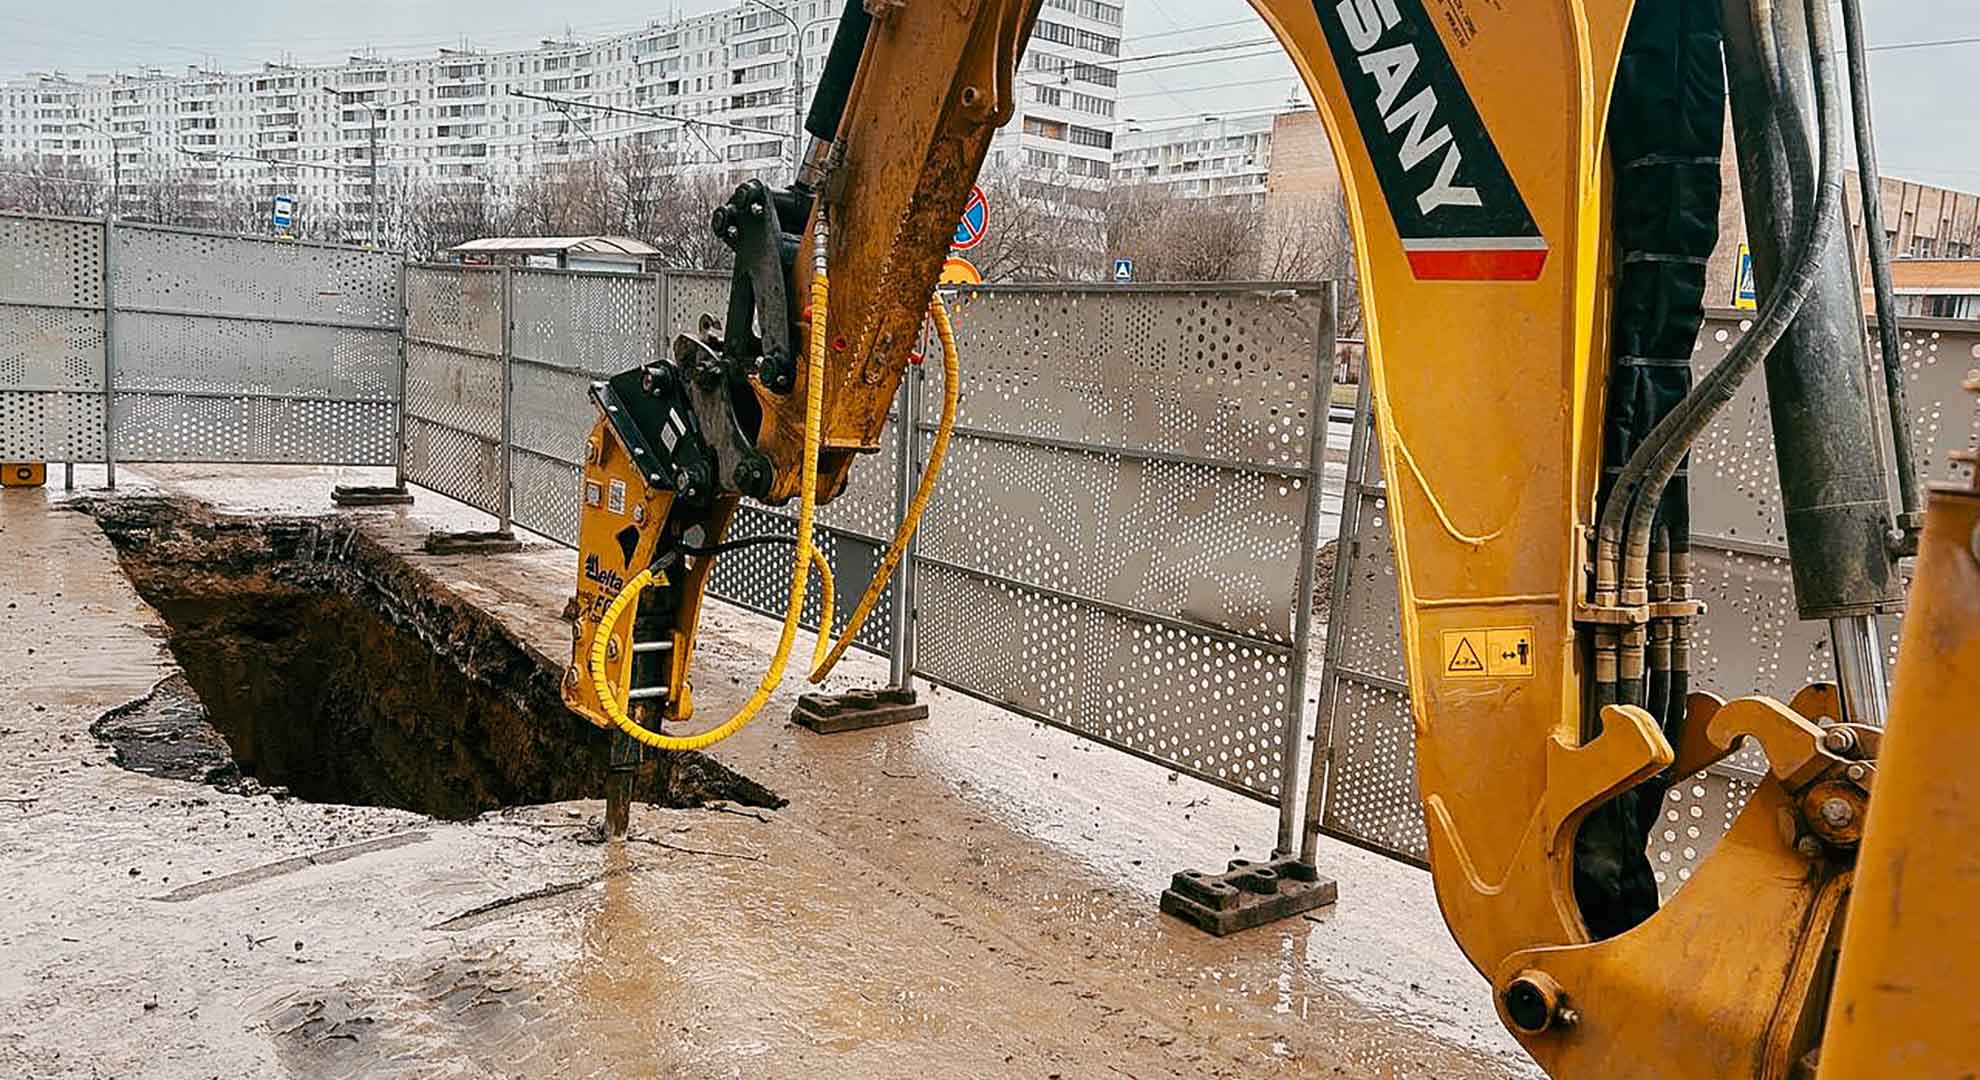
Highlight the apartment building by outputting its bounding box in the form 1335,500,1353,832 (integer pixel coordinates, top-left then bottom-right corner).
1707,151,1980,314
0,0,1124,242
1111,111,1278,204
989,0,1124,190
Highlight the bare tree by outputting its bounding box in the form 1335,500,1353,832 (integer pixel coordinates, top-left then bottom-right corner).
203,181,268,236
0,155,104,217
1103,183,1264,282
965,162,1103,282
605,139,668,239
122,176,200,227
1257,194,1344,280
410,180,500,259
644,171,734,271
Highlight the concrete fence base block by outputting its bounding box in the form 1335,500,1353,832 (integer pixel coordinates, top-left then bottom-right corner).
332,484,415,507
791,687,929,735
1160,856,1339,936
422,530,523,556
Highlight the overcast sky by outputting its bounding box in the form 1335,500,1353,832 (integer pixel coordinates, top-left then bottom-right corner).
2,0,1974,188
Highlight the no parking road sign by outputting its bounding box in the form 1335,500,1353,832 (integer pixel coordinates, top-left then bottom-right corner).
953,185,989,250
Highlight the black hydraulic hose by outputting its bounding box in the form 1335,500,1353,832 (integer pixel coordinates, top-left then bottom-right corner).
804,2,873,143
1595,0,1845,611
677,535,800,557
1616,0,1847,608
1840,0,1923,529
1758,0,1816,220
1594,0,1810,603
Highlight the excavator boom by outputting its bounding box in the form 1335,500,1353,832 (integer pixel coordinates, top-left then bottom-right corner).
560,1,1977,1073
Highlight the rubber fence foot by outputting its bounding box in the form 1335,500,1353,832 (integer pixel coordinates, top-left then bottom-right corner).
1160,856,1339,936
422,530,523,556
791,687,928,734
332,484,415,507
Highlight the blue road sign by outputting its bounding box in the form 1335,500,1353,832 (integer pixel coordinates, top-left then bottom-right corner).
1734,243,1757,310
272,194,295,232
953,185,988,250
1113,258,1133,283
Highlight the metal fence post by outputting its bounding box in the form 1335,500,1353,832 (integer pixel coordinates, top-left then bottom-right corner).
1274,281,1336,857
650,271,667,367
100,216,117,489
1301,306,1371,869
499,265,515,535
888,357,919,688
658,269,673,345
395,260,409,491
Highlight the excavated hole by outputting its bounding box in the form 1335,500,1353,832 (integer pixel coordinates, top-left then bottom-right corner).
83,497,781,821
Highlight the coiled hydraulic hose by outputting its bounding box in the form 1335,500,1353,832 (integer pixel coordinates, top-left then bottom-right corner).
588,211,835,752
808,290,961,682
669,533,836,670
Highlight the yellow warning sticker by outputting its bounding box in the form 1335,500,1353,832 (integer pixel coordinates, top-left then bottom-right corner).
1441,627,1536,680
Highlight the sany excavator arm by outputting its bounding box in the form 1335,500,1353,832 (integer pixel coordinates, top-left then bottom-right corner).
563,1,1976,1073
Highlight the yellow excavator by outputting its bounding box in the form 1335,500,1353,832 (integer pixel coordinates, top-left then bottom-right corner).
558,0,1978,1073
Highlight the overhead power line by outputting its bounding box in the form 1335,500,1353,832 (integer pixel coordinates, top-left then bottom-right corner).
0,168,101,186
1122,18,1256,44
1121,101,1312,128
506,90,786,141
1863,34,1980,53
1116,75,1303,102
174,146,365,175
1112,38,1277,66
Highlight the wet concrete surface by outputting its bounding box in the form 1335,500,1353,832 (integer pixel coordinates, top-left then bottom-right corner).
0,464,1537,1078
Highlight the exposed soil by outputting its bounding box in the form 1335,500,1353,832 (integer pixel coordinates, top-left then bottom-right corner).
82,497,780,821
1312,538,1340,620
90,673,242,788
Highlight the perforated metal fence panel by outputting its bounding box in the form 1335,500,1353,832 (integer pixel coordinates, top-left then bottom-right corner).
394,263,896,660
0,214,401,467
911,285,1334,804
1316,313,1980,888
403,265,508,517
507,268,661,545
0,213,105,461
107,224,401,464
662,270,730,339
702,406,904,659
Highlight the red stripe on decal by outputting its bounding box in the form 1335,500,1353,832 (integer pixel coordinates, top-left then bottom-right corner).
1405,248,1548,281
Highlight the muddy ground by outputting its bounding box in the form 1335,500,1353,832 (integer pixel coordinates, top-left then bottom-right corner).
0,464,1533,1079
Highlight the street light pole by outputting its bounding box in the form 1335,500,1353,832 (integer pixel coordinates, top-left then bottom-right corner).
322,86,393,247
78,119,117,219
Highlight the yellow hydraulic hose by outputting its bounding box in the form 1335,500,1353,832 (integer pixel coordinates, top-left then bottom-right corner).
588,250,833,753
809,291,961,682
808,545,835,673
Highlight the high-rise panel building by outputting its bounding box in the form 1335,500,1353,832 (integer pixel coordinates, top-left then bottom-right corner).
989,0,1124,188
1112,112,1279,204
0,0,1125,244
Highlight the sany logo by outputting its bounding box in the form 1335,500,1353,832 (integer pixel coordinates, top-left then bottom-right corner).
1336,0,1479,216
1319,0,1549,281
